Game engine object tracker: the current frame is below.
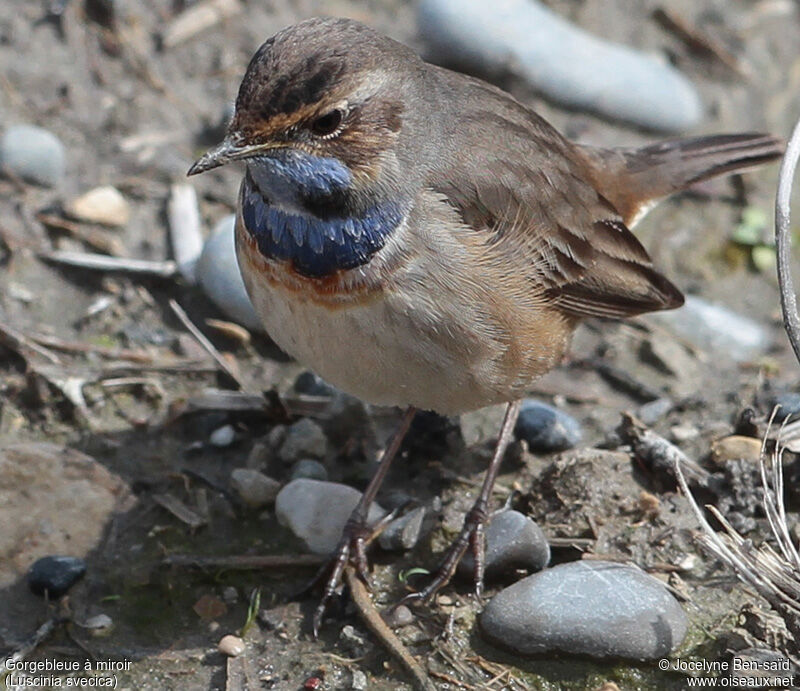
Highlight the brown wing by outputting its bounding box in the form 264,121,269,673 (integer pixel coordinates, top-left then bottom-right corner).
428,68,684,320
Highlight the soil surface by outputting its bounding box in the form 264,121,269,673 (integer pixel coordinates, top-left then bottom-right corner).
1,0,800,689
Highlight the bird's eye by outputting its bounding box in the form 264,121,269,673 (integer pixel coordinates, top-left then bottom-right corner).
309,109,344,137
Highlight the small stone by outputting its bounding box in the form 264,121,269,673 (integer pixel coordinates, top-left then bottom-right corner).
222,586,238,604
27,555,86,598
638,490,660,520
293,371,336,397
0,124,66,186
218,634,245,657
639,337,695,378
246,441,271,469
710,435,762,466
83,614,114,637
480,561,687,660
769,392,800,423
514,400,582,452
669,423,699,443
378,506,426,552
350,669,368,691
275,479,386,554
289,459,328,482
267,425,287,449
340,624,370,657
196,214,262,331
382,604,414,628
651,295,769,363
418,0,701,132
230,468,280,508
193,593,227,620
460,510,549,579
210,424,236,447
637,397,673,425
66,186,130,227
278,418,328,462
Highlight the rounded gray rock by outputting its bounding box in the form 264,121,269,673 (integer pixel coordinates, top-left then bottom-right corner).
275,479,386,554
230,468,280,508
460,510,549,579
650,295,769,363
378,506,426,552
196,214,262,331
480,560,687,660
514,400,582,452
1,125,66,187
418,0,702,132
278,418,328,462
289,458,328,482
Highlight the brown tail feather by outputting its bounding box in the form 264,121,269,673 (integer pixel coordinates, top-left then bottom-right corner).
580,133,784,227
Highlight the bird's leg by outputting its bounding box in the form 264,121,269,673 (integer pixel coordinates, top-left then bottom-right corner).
313,406,417,637
399,399,521,607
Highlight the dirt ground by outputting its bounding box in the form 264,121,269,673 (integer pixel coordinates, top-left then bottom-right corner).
1,0,800,689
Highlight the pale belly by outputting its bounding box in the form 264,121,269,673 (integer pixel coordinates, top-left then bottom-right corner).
235,216,573,414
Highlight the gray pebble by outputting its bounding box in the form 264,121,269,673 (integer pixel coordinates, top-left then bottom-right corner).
267,425,287,449
418,0,702,132
480,561,687,659
275,479,386,554
209,424,235,447
514,400,582,452
769,392,800,423
382,604,415,628
196,214,263,331
0,124,66,187
460,510,549,579
293,370,337,397
637,397,673,425
650,295,769,363
289,458,328,482
378,506,426,552
222,586,238,604
83,614,114,637
28,555,86,598
350,669,369,691
230,468,280,508
278,418,328,462
339,624,371,657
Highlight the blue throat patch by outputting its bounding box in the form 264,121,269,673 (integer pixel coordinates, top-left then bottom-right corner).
241,152,405,277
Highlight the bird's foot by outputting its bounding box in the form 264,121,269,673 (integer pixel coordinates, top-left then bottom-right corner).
311,511,396,637
397,501,488,609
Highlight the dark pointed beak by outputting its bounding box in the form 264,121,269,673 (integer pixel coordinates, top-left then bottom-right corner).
187,137,251,176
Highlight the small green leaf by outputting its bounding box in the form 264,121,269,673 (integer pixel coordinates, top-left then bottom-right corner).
398,567,430,584
240,587,261,637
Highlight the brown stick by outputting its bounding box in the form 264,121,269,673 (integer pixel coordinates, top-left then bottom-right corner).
343,566,435,691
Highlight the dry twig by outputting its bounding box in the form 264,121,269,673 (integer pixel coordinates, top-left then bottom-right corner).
169,299,247,390
673,423,800,646
343,566,435,691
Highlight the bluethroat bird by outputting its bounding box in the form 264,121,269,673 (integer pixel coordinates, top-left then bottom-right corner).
189,17,783,634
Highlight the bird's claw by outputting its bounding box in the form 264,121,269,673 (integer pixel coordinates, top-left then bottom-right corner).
397,504,488,610
312,517,373,638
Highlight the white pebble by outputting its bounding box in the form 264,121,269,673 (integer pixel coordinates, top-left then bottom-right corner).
218,634,245,657
210,424,236,447
67,186,131,227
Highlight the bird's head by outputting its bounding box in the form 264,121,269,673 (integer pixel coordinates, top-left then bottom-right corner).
189,17,429,218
